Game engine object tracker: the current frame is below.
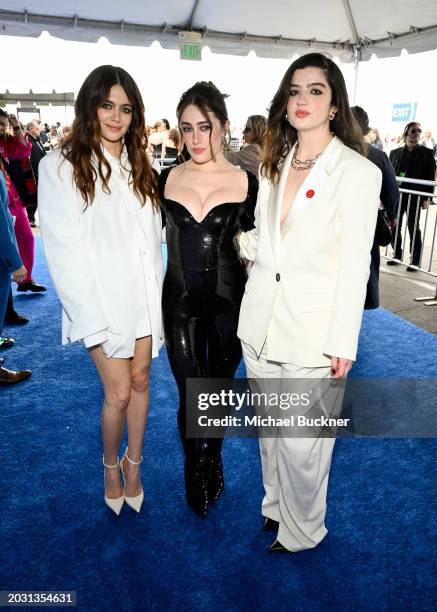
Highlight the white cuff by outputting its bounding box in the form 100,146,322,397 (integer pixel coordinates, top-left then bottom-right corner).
83,330,108,349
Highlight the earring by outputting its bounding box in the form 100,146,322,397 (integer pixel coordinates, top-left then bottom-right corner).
329,111,336,121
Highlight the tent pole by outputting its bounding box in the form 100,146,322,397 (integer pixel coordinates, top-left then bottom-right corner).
352,45,361,104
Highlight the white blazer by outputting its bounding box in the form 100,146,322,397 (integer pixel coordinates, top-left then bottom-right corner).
38,148,164,359
237,137,382,367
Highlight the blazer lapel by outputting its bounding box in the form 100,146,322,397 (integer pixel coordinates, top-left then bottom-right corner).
281,136,343,237
268,150,294,266
282,162,327,234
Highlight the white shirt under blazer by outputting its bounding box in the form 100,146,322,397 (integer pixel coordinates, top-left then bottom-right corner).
38,147,164,359
237,136,382,368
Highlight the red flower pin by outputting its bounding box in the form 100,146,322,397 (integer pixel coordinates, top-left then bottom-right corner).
306,189,315,199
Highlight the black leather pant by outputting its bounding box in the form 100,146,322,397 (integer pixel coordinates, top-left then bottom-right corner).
163,260,245,459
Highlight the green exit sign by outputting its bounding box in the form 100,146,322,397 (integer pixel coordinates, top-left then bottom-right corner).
180,42,202,61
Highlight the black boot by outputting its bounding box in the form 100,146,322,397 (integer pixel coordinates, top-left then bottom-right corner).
207,438,224,503
178,406,209,517
184,445,209,518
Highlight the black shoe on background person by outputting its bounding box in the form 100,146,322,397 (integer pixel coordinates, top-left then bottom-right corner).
0,337,15,350
16,280,47,292
5,288,29,324
0,366,32,385
4,311,29,325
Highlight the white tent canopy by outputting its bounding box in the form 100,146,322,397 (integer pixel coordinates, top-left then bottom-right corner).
1,0,437,62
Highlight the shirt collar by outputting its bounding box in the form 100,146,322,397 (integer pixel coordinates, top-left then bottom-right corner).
101,143,129,166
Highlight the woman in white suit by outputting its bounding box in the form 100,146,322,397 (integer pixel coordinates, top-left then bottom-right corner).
38,66,163,515
238,53,381,552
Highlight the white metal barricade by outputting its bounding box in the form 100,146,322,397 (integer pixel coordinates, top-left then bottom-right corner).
156,157,177,169
383,176,437,306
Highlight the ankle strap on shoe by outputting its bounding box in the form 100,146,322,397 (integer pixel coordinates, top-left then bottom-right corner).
102,455,120,469
124,447,143,465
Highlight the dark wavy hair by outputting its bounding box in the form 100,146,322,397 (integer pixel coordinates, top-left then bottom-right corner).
176,81,228,162
261,53,366,183
62,65,159,209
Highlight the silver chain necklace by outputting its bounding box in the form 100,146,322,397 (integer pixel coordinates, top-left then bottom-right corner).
291,144,322,171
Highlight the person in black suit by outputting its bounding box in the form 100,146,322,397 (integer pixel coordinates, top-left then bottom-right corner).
26,120,47,227
389,122,436,270
352,107,399,308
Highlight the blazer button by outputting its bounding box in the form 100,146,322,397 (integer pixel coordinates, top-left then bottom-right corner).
276,273,280,282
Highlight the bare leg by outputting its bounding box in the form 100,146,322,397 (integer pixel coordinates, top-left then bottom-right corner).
124,336,152,497
89,346,131,499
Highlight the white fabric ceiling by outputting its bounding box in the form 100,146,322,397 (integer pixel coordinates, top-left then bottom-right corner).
1,0,437,61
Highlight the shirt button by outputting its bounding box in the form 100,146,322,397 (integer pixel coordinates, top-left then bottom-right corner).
276,273,281,282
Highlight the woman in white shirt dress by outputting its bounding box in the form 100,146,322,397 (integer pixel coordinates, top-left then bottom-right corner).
38,65,163,516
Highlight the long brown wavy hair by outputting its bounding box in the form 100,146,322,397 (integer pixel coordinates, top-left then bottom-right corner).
62,65,159,209
261,53,366,183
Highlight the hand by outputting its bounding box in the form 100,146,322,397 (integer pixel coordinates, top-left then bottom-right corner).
421,199,430,210
8,114,20,129
390,218,397,229
12,265,27,283
331,357,353,379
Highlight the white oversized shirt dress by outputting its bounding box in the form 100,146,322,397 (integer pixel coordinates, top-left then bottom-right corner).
38,146,164,359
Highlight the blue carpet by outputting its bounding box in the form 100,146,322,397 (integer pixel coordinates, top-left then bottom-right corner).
0,237,436,611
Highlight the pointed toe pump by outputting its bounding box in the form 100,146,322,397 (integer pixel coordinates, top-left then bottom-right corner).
120,447,144,513
102,455,124,516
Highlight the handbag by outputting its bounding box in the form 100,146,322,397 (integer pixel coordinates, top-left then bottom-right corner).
0,153,37,207
376,206,392,247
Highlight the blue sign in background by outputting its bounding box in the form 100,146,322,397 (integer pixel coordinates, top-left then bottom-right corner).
392,102,417,122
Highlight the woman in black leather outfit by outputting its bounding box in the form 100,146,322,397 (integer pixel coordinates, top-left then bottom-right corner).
159,82,258,517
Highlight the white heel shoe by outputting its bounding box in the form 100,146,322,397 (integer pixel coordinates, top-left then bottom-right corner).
102,455,124,516
120,447,144,513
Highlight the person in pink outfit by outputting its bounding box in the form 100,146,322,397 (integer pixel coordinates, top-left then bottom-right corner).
0,109,46,292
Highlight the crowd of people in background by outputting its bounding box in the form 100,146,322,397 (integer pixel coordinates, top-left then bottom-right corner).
0,94,436,388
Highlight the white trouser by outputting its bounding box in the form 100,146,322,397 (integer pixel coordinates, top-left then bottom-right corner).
242,340,336,552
